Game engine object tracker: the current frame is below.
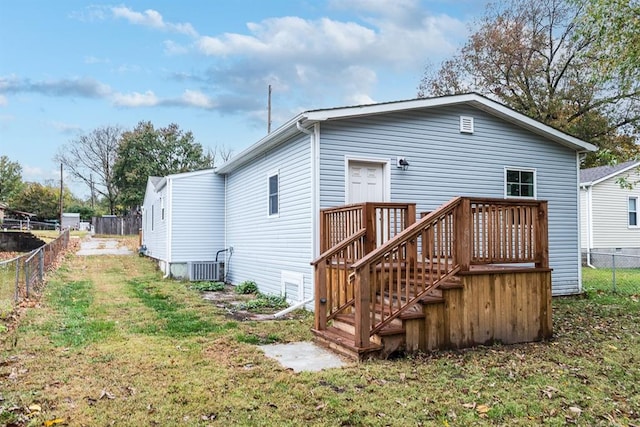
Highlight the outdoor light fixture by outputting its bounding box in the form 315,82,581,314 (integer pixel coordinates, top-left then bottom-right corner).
397,157,410,171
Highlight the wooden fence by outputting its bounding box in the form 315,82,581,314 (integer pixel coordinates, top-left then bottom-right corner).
92,216,142,236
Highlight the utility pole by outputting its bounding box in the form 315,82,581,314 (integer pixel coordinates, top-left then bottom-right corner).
267,84,272,134
59,163,63,234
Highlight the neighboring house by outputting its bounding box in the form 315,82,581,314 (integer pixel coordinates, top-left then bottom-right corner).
141,169,225,279
61,212,81,230
142,93,596,299
0,202,6,223
580,160,640,267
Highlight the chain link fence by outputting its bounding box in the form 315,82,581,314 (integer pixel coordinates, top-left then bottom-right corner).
0,229,70,320
582,252,640,295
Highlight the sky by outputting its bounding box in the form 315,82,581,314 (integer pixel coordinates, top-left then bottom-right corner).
0,0,489,197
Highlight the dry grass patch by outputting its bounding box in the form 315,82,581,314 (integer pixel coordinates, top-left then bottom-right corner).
1,245,639,426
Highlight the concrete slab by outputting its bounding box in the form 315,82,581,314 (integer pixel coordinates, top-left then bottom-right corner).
76,237,133,256
259,341,349,372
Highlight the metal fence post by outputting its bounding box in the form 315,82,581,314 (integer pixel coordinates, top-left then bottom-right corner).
612,253,617,292
39,248,44,283
25,260,29,299
14,258,19,302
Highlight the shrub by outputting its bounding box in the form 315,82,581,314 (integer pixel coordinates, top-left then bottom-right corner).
235,280,258,294
238,293,288,311
190,281,225,292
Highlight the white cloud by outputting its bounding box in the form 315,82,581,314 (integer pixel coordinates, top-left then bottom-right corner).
48,121,83,134
0,114,14,123
197,16,376,60
112,90,159,107
180,90,214,109
0,94,7,106
84,56,110,64
164,40,189,55
111,6,198,37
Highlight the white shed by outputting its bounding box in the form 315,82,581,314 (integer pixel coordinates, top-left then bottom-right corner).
61,212,81,230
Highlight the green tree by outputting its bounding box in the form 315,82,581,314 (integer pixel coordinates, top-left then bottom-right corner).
576,0,640,85
418,0,640,167
113,122,214,209
55,125,122,215
11,182,75,219
0,155,24,203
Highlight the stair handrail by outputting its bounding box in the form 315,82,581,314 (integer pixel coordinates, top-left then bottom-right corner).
311,228,366,266
350,197,464,347
313,228,367,331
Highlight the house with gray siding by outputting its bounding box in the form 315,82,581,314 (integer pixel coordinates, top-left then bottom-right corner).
141,169,225,279
580,160,640,267
144,93,596,300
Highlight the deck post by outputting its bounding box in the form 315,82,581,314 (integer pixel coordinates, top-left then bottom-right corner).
363,203,376,254
354,268,371,348
535,201,549,268
319,208,327,253
314,260,327,330
405,204,417,266
456,198,471,271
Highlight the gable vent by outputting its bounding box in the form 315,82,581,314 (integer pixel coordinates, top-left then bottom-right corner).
460,116,474,134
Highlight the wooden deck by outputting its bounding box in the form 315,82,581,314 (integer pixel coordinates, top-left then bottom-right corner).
312,197,552,360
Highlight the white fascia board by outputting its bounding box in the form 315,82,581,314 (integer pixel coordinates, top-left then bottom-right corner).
591,161,640,186
166,168,216,181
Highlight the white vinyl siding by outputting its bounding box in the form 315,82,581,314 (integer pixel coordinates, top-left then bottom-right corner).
589,168,640,248
170,170,225,262
141,179,168,261
318,105,582,295
141,170,224,266
225,134,312,301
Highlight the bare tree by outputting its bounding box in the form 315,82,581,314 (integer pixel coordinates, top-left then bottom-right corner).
55,125,122,214
208,145,234,167
418,0,640,167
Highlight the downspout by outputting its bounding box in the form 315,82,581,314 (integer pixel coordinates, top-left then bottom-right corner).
585,184,596,269
295,120,318,311
273,297,314,318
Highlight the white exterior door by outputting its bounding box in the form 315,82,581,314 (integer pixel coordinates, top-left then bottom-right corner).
348,161,386,203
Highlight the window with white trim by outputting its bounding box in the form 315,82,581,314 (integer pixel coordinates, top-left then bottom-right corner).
268,172,279,216
505,168,536,198
629,196,638,227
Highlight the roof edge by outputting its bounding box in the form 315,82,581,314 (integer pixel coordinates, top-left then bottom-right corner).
583,160,640,186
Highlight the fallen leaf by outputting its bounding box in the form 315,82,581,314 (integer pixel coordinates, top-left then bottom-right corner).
315,403,326,410
28,404,42,412
44,418,65,427
462,403,476,409
476,405,490,414
569,406,582,416
99,389,115,400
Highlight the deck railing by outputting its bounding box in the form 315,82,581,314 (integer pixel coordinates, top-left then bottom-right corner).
314,197,549,349
314,202,416,328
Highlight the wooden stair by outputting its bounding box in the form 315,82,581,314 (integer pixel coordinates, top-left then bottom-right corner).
312,277,461,360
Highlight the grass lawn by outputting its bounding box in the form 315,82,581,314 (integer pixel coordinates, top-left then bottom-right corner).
1,249,639,426
582,266,640,295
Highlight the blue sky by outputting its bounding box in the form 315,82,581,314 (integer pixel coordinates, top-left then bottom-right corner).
0,0,488,197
